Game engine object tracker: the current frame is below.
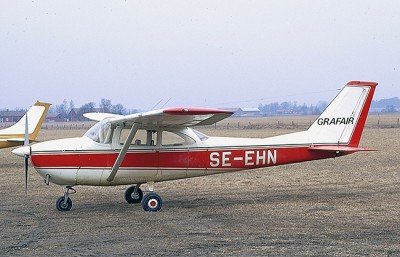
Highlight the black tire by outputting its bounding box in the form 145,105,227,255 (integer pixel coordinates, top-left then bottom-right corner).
124,186,143,204
141,192,162,212
56,196,72,211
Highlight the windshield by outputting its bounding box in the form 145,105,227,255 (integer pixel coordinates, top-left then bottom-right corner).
84,119,112,144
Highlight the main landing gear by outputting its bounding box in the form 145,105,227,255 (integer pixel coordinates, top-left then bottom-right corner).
124,183,163,212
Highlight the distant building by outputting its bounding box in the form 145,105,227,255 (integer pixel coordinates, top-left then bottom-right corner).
237,107,261,116
0,110,25,123
45,113,65,122
221,108,261,117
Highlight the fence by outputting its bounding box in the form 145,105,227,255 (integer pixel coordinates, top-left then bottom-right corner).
0,114,399,131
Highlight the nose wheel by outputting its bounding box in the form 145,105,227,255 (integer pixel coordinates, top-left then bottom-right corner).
56,186,75,211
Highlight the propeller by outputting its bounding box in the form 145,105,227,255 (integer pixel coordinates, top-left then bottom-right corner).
24,114,30,194
12,115,31,194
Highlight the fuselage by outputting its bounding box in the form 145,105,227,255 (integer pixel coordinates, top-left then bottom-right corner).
28,127,341,187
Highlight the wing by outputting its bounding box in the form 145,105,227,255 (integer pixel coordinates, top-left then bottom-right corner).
109,107,233,128
83,112,123,121
104,107,233,182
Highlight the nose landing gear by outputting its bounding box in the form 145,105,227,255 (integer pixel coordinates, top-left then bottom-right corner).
56,186,75,211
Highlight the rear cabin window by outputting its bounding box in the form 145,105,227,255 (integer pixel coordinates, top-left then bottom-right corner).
161,131,195,147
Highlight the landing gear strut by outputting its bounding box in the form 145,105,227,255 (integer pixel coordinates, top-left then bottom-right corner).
56,186,75,211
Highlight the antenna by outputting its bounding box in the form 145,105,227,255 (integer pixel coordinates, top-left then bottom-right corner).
150,99,164,110
160,98,172,108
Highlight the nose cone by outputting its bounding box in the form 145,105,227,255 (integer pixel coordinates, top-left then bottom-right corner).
12,146,31,157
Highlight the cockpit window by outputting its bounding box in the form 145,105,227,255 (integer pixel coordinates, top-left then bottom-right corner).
84,119,112,144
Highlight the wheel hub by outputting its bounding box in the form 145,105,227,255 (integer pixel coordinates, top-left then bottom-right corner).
148,199,158,208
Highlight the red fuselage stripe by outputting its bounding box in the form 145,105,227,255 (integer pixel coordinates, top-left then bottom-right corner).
31,147,338,170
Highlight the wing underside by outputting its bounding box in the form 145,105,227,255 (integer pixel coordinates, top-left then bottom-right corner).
105,107,233,128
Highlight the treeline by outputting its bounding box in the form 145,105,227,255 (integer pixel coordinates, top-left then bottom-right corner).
258,101,328,116
371,97,400,113
49,99,139,116
371,97,400,108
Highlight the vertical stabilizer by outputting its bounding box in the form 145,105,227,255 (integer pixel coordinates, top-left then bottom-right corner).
0,101,51,140
307,81,377,147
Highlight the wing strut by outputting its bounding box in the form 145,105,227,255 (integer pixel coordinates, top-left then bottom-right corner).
107,123,139,182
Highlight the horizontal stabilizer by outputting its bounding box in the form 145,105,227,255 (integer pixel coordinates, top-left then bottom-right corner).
309,145,377,153
0,138,25,143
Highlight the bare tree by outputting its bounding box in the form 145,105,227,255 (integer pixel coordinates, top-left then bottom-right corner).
100,99,112,113
111,104,126,115
79,102,96,116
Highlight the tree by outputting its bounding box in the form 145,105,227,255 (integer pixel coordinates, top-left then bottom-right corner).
100,99,112,113
69,100,75,112
78,102,96,116
55,99,69,120
111,104,126,115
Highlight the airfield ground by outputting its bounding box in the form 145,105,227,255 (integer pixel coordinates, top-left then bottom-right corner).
0,115,399,256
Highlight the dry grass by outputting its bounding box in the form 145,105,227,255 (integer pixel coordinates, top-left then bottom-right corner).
0,116,399,256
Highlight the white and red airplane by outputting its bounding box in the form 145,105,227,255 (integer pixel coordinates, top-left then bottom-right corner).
13,81,377,212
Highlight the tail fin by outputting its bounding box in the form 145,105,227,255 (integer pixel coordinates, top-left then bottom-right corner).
307,81,377,147
0,101,51,140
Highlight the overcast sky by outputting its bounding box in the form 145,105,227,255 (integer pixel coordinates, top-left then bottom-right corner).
1,1,399,110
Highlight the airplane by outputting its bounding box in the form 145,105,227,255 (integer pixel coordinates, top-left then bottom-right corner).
0,101,51,149
12,81,377,212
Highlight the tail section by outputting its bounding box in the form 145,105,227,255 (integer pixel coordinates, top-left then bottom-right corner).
307,81,377,147
0,101,51,141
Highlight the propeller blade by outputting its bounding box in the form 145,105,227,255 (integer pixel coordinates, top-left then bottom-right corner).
24,113,29,194
24,114,29,146
24,155,29,194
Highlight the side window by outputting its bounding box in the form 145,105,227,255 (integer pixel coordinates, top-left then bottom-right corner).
119,128,157,146
162,131,195,147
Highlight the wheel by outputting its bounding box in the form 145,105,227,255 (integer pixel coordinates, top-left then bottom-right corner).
56,196,72,211
141,192,162,212
124,186,143,204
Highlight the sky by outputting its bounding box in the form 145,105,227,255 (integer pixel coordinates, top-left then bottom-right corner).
1,1,399,110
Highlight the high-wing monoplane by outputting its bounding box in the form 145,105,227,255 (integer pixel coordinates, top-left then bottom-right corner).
0,101,50,149
13,81,377,212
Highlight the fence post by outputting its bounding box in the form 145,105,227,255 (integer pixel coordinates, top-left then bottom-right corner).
378,120,380,129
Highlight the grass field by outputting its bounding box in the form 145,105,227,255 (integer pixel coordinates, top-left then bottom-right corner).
0,115,399,256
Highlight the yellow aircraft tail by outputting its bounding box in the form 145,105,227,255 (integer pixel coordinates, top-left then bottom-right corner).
0,101,51,148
